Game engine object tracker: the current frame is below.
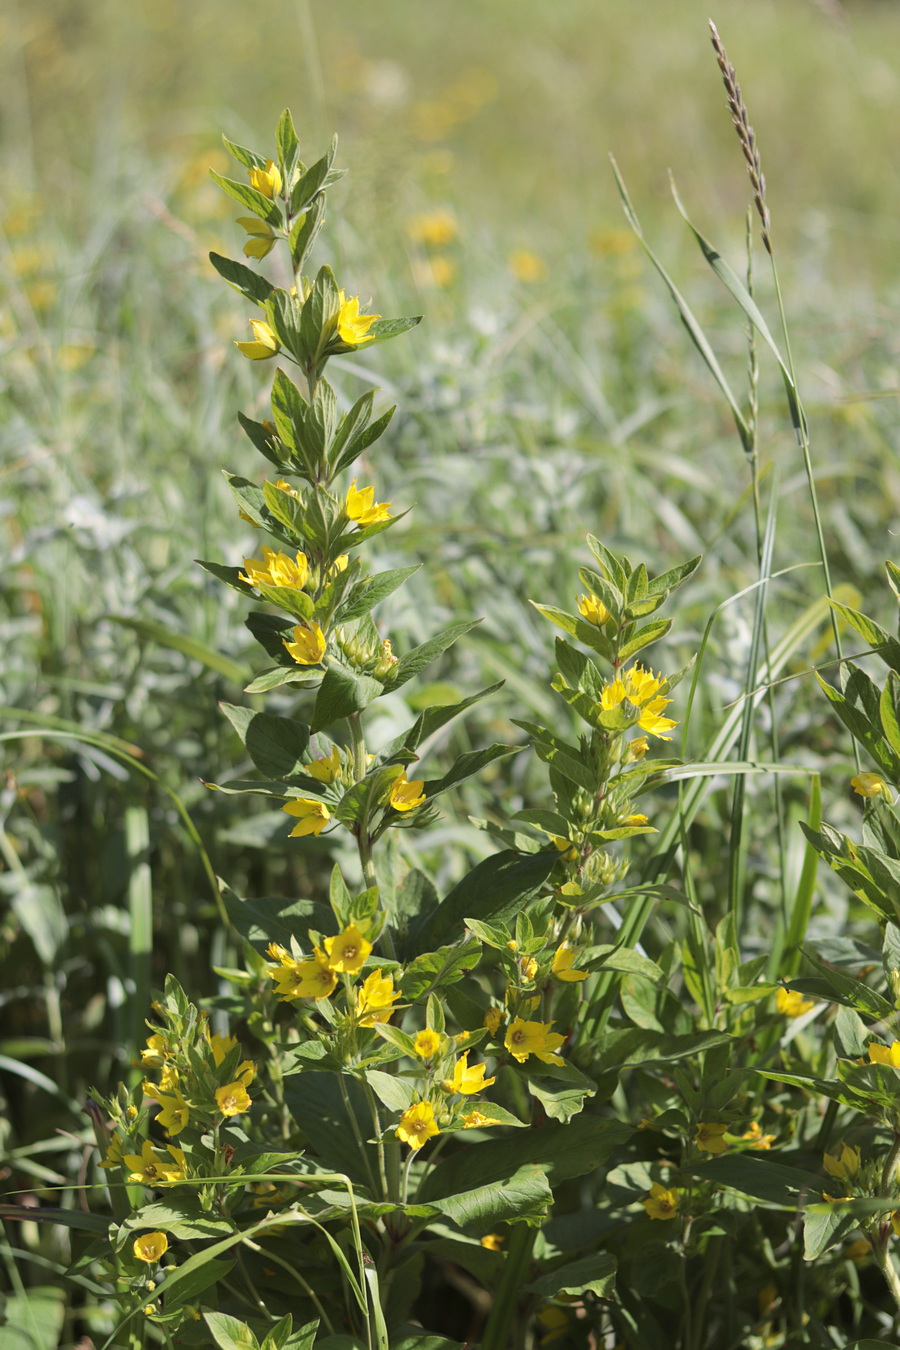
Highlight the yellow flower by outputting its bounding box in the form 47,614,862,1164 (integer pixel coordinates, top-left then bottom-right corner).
207,1031,238,1066
462,1109,504,1129
248,158,282,198
480,1232,504,1251
508,249,547,283
237,216,278,259
268,949,337,1001
336,291,380,345
216,1081,252,1117
153,1090,190,1136
395,1100,439,1150
695,1122,729,1155
163,1146,187,1183
133,1232,168,1264
282,798,331,838
851,772,888,798
521,956,539,981
577,592,610,626
355,970,401,1027
823,1143,860,1181
124,1139,185,1186
345,478,392,526
323,924,372,975
483,1008,503,1035
868,1040,900,1067
623,812,649,826
99,1133,125,1170
642,1182,678,1220
235,318,280,360
504,1018,565,1066
551,944,589,982
329,553,350,576
637,696,678,740
626,736,649,761
283,622,327,666
240,545,308,591
140,1033,169,1066
741,1121,775,1150
306,747,342,783
407,210,457,247
442,1051,496,1095
389,772,426,812
600,679,626,711
845,1237,871,1262
775,987,814,1018
237,1060,256,1086
413,1028,443,1059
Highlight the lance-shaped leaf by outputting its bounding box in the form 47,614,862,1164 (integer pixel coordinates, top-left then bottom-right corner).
290,136,339,214
525,1253,616,1299
334,566,421,624
400,938,482,1000
222,134,267,171
238,411,289,469
407,849,558,957
276,107,303,188
290,193,325,273
331,405,396,477
209,252,276,307
310,664,383,733
209,170,282,226
390,619,482,691
219,704,310,779
421,744,522,800
337,315,422,350
430,1164,552,1233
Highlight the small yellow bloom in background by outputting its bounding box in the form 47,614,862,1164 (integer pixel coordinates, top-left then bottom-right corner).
551,944,589,982
463,1109,504,1129
624,813,649,826
154,1090,190,1136
273,477,300,498
868,1040,900,1068
483,1008,503,1035
241,545,308,591
508,249,548,283
389,772,426,812
413,1028,443,1059
336,291,380,345
216,1081,252,1118
407,209,458,247
775,986,814,1018
480,1232,504,1251
345,478,392,526
695,1122,729,1155
207,1031,238,1066
237,1060,256,1086
589,227,636,256
235,318,280,360
741,1121,775,1150
442,1051,496,1095
99,1133,125,1170
133,1232,168,1264
247,158,282,198
305,747,342,783
845,1237,871,1262
323,924,372,975
577,592,610,626
504,1018,565,1066
413,255,457,289
141,1033,169,1066
851,772,892,801
642,1182,679,1221
396,1100,440,1150
355,970,401,1026
521,956,539,981
283,622,327,666
124,1139,180,1186
268,949,337,1001
236,216,278,259
823,1143,860,1181
282,798,331,838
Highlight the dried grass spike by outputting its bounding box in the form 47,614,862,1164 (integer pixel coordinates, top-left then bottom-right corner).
709,20,772,255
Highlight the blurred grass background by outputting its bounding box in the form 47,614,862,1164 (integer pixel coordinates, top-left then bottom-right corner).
2,1,900,1342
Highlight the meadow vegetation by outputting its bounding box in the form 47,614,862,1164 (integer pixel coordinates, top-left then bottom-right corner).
3,2,900,1347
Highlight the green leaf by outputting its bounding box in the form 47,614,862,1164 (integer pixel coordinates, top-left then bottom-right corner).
108,615,245,684
360,315,423,347
392,620,481,690
803,1203,858,1260
382,683,505,757
221,134,267,171
401,938,482,1000
290,194,326,273
365,1069,416,1114
197,559,257,597
204,1313,260,1350
683,1154,823,1207
407,849,558,957
2,1287,66,1350
526,1061,596,1123
334,566,421,624
120,1200,235,1246
219,705,310,779
310,665,383,733
222,888,336,954
290,137,338,214
163,1258,235,1310
423,744,522,800
524,1252,616,1298
431,1164,552,1232
209,170,281,226
209,252,275,306
276,108,302,187
284,1073,378,1185
618,619,672,662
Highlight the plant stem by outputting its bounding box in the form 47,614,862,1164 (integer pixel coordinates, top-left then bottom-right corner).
338,1072,378,1195
480,1224,536,1350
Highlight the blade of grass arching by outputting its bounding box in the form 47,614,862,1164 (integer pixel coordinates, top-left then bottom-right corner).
124,806,152,1085
0,713,231,937
585,592,832,1035
775,771,822,981
609,155,753,456
728,468,780,934
107,616,246,685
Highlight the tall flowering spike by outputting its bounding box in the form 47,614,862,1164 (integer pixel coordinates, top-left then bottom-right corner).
323,924,372,975
337,291,380,345
248,159,282,198
395,1100,439,1150
345,478,392,526
283,622,327,666
282,798,331,838
236,319,280,360
389,772,426,812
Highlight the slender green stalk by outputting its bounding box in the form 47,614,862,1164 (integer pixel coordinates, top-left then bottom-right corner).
480,1224,536,1350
